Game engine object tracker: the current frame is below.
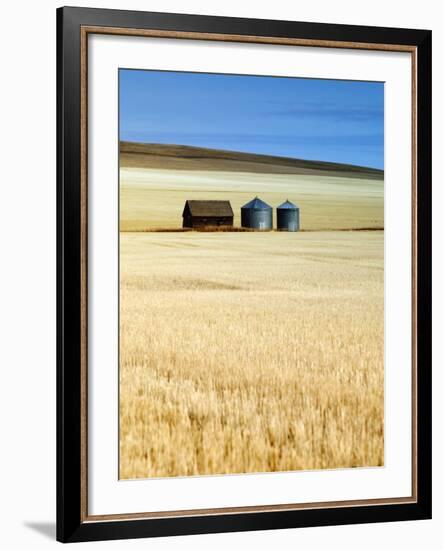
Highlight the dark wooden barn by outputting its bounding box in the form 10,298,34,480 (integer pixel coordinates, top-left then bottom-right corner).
182,200,234,229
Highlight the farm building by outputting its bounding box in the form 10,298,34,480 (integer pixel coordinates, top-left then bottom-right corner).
277,200,300,231
182,200,234,229
241,197,273,230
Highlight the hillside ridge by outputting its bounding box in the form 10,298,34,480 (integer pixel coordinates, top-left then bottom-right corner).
120,142,384,180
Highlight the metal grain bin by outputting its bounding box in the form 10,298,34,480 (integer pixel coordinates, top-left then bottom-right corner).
277,200,300,231
241,197,273,230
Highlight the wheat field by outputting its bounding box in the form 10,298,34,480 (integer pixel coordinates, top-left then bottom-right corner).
120,167,383,232
119,230,384,480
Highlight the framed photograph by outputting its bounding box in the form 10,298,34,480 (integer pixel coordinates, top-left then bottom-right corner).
57,6,432,543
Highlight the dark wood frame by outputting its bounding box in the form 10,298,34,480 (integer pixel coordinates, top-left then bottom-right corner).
57,6,432,543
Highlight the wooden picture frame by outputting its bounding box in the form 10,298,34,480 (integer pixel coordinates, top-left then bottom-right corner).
57,6,432,543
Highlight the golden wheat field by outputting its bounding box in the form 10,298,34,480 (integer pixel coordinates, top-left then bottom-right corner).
119,226,384,479
119,167,383,232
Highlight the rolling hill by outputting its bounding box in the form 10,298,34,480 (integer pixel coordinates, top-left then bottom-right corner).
120,142,384,180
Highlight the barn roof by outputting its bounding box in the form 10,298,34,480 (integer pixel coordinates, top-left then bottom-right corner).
277,199,299,210
183,200,234,217
241,196,272,210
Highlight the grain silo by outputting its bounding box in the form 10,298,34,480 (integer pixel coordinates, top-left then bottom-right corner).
277,200,300,231
241,197,273,230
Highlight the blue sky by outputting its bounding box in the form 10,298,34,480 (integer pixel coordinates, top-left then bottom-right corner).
119,69,384,169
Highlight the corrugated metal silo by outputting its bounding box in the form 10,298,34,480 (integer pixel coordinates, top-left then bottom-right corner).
241,197,273,230
277,200,300,231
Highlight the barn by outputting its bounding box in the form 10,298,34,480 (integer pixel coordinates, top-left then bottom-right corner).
182,200,234,229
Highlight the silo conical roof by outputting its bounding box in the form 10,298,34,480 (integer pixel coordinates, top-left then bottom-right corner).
277,199,299,210
241,196,272,210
